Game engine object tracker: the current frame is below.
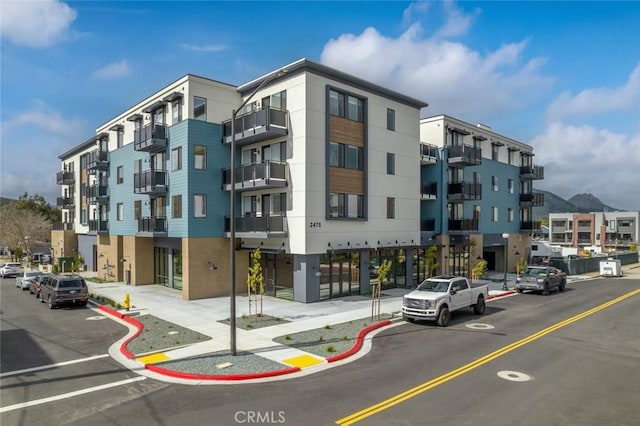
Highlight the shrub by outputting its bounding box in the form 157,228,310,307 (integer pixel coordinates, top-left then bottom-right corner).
326,345,336,353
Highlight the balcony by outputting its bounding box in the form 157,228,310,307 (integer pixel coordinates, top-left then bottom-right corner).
134,123,167,153
222,161,287,192
420,181,438,200
520,220,542,231
519,192,544,207
87,150,109,172
56,171,74,185
420,143,438,164
448,218,479,232
87,184,109,204
447,182,482,202
420,218,436,232
138,217,167,235
222,107,288,146
520,165,544,180
447,145,482,167
52,222,74,231
224,215,287,237
134,170,167,195
56,197,74,208
88,220,109,234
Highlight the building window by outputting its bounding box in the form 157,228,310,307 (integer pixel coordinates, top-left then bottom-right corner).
329,89,364,122
492,176,498,191
262,90,287,110
117,203,124,221
387,153,395,175
347,194,363,218
492,206,498,222
193,96,206,121
508,149,516,165
172,99,182,124
508,208,514,222
172,195,182,218
329,141,362,170
117,128,124,148
172,147,182,171
134,200,141,220
508,179,514,194
117,166,123,184
387,197,395,219
194,145,206,169
194,194,206,218
329,193,345,218
387,108,395,131
329,192,363,219
492,144,499,161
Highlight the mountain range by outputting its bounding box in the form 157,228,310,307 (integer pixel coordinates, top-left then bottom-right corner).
533,190,623,220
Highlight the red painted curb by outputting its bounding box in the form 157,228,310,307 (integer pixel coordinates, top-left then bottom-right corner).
488,290,516,300
144,363,301,381
98,304,143,359
326,320,392,363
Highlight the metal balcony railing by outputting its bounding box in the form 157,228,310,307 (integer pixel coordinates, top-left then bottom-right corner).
52,222,74,231
88,220,108,233
222,107,288,146
420,181,438,199
134,170,167,194
87,184,109,204
520,220,542,231
87,150,109,171
447,182,482,201
420,143,438,164
520,164,544,180
448,218,479,232
447,145,482,167
56,197,74,208
224,215,287,235
222,161,287,191
56,171,75,185
420,218,436,232
138,217,167,234
134,123,167,152
519,192,544,207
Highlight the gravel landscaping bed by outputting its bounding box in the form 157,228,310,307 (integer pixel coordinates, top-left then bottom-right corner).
125,315,211,355
154,350,288,375
218,314,290,330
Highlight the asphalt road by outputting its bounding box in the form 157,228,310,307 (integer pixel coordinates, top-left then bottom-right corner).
2,275,639,426
0,278,169,426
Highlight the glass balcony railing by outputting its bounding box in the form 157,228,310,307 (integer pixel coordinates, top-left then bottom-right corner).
222,161,287,191
222,107,288,146
138,217,167,234
447,145,482,167
134,170,167,194
224,215,286,235
134,123,167,152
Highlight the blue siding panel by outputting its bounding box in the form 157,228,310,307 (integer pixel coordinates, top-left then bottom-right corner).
108,144,149,235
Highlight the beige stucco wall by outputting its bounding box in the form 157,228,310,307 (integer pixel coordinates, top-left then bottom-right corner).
183,237,249,300
51,230,76,259
121,236,154,285
96,234,123,281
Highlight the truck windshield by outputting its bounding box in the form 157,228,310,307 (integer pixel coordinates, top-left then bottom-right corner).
524,268,547,277
416,280,449,292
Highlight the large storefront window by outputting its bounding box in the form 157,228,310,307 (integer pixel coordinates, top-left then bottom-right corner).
370,249,410,289
154,247,169,287
172,249,182,290
319,252,360,300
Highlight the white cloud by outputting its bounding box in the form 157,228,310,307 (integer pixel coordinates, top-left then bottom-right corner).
0,0,77,48
402,2,430,27
0,102,89,204
530,122,640,211
547,63,640,119
91,60,132,80
180,43,227,52
320,3,552,121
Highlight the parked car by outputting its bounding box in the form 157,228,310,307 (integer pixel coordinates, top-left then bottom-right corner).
515,266,567,295
40,274,89,309
29,273,52,298
0,262,24,278
402,275,489,326
16,270,41,290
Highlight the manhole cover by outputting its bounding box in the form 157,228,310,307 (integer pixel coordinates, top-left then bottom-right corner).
465,323,495,330
497,370,531,382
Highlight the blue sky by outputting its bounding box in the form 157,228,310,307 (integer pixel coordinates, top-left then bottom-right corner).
1,1,639,210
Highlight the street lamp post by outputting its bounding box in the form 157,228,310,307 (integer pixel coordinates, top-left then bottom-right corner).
229,67,288,356
502,233,509,291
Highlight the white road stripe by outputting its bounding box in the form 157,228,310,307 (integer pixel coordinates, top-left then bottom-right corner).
0,376,146,413
0,354,110,378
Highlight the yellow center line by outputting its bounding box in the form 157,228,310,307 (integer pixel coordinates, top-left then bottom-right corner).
337,288,640,425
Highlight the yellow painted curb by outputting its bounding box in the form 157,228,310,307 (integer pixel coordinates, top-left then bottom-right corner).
282,354,323,369
137,353,170,365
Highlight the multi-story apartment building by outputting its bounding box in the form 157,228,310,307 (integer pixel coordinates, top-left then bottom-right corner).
53,59,544,302
549,211,639,252
419,116,544,277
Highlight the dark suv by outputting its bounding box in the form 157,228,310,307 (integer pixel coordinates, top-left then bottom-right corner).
40,275,89,309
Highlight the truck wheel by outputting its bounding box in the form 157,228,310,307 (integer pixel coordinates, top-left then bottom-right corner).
402,314,415,323
436,306,450,327
473,296,486,315
516,288,523,293
542,283,550,296
558,281,566,292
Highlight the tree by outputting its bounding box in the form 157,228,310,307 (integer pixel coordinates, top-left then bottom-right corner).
372,259,392,320
516,257,528,276
424,245,439,277
472,260,488,283
0,203,52,254
14,193,60,223
246,248,265,321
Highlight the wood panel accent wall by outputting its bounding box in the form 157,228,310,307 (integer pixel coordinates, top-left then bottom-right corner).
330,116,364,146
330,168,364,194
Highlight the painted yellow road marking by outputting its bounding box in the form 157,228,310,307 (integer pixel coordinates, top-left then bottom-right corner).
137,352,170,364
337,288,640,425
282,354,323,368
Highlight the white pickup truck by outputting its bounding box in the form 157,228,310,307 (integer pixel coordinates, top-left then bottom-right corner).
401,275,489,326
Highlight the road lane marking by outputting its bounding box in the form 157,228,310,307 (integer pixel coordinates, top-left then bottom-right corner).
0,376,146,413
0,354,110,378
337,288,640,425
